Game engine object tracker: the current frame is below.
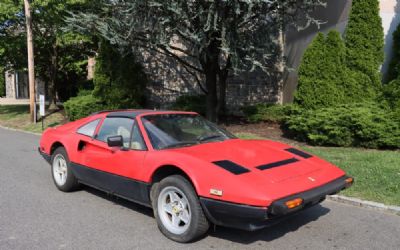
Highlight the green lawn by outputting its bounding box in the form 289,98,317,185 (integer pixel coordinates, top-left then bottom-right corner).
0,105,64,133
236,133,400,206
304,147,400,206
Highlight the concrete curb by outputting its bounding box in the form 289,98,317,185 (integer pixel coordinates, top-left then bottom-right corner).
327,195,400,216
0,125,41,136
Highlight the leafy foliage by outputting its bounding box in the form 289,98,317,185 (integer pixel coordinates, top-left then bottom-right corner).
92,42,147,109
284,103,400,149
67,0,326,121
345,0,384,88
241,104,292,123
0,0,97,104
386,22,400,83
171,95,206,115
63,92,105,121
382,79,400,111
295,32,345,109
295,30,378,109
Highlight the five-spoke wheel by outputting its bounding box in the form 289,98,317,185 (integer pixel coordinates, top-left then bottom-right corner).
152,175,209,242
51,147,79,192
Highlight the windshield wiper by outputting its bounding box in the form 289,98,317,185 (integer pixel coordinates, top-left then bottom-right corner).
160,141,198,149
197,134,224,143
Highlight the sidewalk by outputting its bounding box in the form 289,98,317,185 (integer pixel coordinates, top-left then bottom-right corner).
0,98,30,105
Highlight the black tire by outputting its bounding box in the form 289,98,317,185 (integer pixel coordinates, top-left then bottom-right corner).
51,147,79,192
151,175,209,243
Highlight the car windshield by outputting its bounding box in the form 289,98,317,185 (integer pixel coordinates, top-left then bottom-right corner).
141,114,236,150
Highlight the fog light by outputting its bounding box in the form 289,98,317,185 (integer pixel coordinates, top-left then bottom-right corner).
285,198,303,209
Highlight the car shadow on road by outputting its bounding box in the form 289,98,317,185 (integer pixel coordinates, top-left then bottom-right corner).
207,204,330,244
81,185,154,218
79,185,330,245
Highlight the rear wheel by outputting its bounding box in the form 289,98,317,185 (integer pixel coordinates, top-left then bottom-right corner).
152,175,209,242
51,147,79,192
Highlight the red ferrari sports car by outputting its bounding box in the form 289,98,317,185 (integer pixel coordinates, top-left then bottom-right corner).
39,109,353,242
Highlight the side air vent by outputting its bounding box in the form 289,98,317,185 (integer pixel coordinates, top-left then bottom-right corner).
285,148,313,159
256,158,299,171
212,160,250,175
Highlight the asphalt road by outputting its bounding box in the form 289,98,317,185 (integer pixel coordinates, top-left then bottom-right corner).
0,127,400,250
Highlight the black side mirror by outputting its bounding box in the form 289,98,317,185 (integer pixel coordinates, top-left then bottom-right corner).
107,135,124,147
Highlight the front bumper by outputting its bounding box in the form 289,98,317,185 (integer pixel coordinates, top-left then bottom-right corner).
200,175,353,231
38,147,51,163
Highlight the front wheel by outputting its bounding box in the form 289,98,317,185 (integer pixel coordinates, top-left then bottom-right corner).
51,147,79,192
152,175,209,242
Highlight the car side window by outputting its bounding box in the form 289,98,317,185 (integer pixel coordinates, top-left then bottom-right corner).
96,118,134,148
77,119,100,137
131,122,147,150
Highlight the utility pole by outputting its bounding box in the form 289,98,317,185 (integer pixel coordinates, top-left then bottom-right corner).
24,0,36,123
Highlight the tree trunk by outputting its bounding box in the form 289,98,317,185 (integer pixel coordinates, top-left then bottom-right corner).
217,69,227,120
205,66,218,122
217,57,230,121
202,39,220,122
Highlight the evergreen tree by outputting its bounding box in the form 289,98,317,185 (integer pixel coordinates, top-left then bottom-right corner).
345,0,384,88
386,23,400,83
295,31,348,109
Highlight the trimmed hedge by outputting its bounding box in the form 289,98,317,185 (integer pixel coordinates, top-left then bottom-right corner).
242,104,291,123
64,93,105,121
382,79,400,111
284,103,400,149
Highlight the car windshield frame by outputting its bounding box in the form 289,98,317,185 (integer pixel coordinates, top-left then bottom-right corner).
140,113,237,150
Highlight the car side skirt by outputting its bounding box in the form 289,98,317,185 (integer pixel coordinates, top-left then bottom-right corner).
69,162,152,207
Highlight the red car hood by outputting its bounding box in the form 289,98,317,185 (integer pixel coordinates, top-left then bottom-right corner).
170,139,345,205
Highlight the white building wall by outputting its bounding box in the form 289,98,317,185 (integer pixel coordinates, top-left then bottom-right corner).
380,0,400,80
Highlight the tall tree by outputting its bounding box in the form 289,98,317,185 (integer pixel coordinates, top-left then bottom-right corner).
67,0,326,121
386,23,400,83
345,0,384,88
0,0,97,107
295,31,349,109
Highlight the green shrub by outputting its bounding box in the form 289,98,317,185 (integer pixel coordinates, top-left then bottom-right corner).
284,103,400,149
64,93,105,121
93,42,147,109
171,95,206,115
382,79,400,111
242,104,292,123
295,30,377,110
345,0,384,88
386,22,400,83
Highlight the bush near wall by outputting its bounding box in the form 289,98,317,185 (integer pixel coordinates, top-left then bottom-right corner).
283,103,400,149
241,104,292,123
63,93,105,121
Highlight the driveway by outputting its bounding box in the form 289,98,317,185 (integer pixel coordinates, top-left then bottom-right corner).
0,127,399,249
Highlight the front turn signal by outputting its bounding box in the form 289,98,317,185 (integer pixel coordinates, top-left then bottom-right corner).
345,177,354,187
285,198,303,209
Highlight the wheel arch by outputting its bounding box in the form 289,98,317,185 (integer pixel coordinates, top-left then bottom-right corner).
150,165,198,193
50,141,65,155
